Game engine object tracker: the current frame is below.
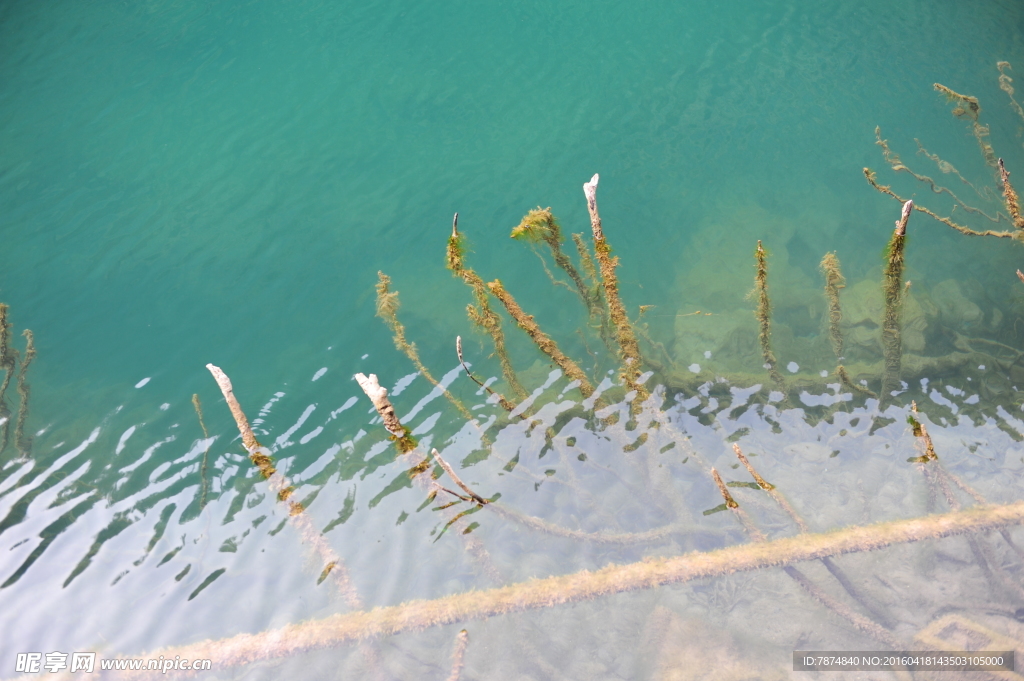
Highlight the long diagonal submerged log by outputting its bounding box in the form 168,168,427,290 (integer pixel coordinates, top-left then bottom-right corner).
110,501,1024,678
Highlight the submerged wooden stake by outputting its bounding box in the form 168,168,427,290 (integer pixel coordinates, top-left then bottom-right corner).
13,329,34,457
0,304,19,456
205,364,361,605
511,208,600,320
998,158,1024,230
753,241,786,390
710,467,738,509
880,200,913,404
446,630,469,681
731,444,774,492
191,394,211,510
907,401,938,463
205,364,261,452
354,372,404,436
354,372,503,583
376,272,474,422
447,215,529,402
583,174,648,406
820,252,845,360
487,279,595,398
115,502,1024,677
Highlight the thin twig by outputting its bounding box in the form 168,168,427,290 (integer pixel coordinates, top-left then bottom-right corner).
431,449,488,505
446,630,469,681
456,336,516,412
864,169,1016,238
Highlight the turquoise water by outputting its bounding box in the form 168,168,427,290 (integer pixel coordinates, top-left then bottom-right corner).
2,0,1024,678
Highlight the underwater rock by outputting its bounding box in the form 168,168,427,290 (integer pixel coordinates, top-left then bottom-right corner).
840,279,936,359
990,305,1004,331
981,371,1010,400
671,309,831,377
672,310,762,373
931,279,984,332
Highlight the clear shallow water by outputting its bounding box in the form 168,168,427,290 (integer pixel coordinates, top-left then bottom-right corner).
2,0,1024,678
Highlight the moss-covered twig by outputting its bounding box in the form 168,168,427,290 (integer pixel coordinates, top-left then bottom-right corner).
731,443,894,627
710,468,738,510
835,365,877,399
819,253,877,398
488,502,689,546
782,565,905,654
355,372,502,583
731,443,775,493
583,174,648,405
907,412,1024,601
721,447,904,652
376,272,475,422
13,329,34,457
115,501,1024,676
997,61,1024,124
915,139,998,207
880,200,912,404
0,304,19,456
192,394,212,510
205,364,361,603
487,279,595,398
998,158,1024,230
572,231,615,352
875,128,1004,223
820,252,845,360
934,82,998,170
906,401,938,463
572,233,601,300
512,208,600,317
455,336,516,412
863,168,1017,238
446,630,469,681
363,378,675,546
753,241,786,390
446,214,529,402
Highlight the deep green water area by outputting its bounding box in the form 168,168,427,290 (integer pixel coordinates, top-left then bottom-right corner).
3,0,1024,678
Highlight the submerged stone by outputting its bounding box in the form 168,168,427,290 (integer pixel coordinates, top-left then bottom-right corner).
840,279,937,359
932,279,984,332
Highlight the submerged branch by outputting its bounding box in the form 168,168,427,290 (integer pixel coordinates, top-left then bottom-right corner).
753,241,786,390
205,364,361,605
125,502,1024,676
447,214,529,402
880,200,912,404
376,271,475,421
487,279,595,398
583,174,648,406
456,335,516,412
863,169,1017,238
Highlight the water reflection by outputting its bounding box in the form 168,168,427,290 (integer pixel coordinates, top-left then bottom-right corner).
6,55,1024,681
3,195,1024,679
